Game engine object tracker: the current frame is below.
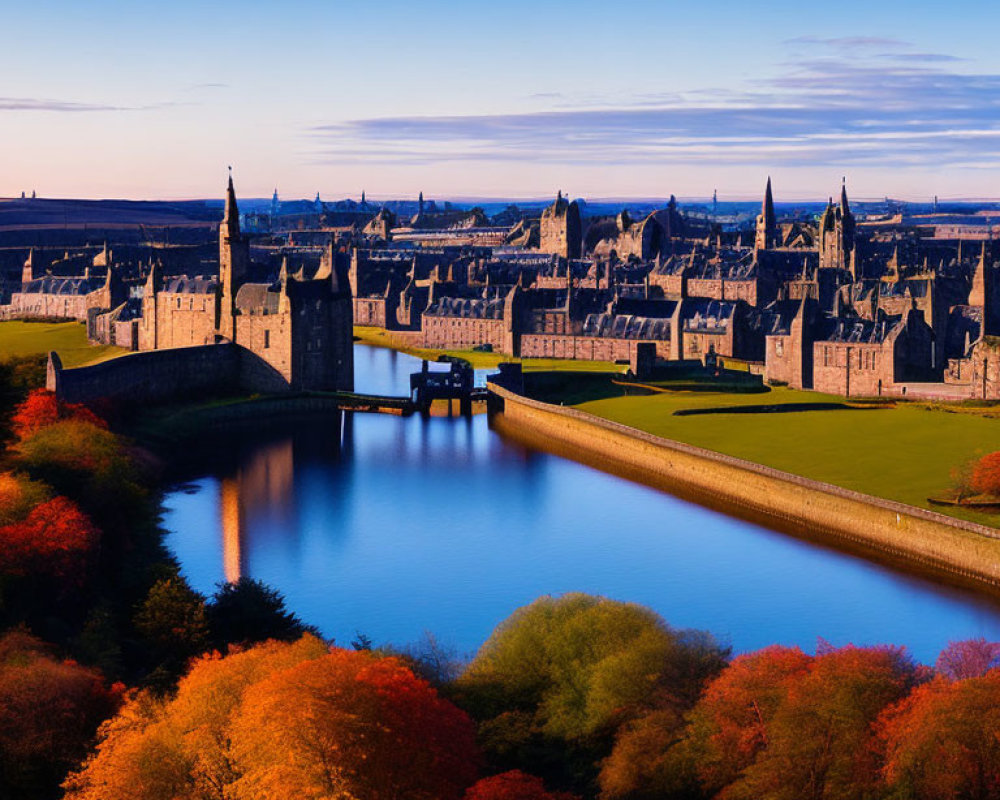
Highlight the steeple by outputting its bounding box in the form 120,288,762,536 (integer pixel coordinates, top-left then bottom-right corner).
218,171,250,341
755,177,777,253
763,176,776,228
840,176,851,217
223,171,240,233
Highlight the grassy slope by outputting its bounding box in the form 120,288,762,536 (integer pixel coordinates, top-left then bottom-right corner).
0,321,127,367
575,384,1000,527
354,326,625,373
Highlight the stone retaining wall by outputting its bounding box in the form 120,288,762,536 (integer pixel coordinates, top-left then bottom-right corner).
488,382,1000,589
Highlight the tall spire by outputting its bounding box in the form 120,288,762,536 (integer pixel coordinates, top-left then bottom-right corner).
763,176,776,228
223,169,240,233
840,176,851,216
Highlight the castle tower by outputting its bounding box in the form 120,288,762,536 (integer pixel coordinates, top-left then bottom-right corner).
140,260,160,351
539,191,582,260
819,180,856,271
218,173,250,341
754,177,778,254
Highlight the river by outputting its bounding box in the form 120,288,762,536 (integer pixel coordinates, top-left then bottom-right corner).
162,344,1000,662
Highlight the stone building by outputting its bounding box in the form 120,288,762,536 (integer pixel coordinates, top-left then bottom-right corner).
539,192,582,260
137,176,354,392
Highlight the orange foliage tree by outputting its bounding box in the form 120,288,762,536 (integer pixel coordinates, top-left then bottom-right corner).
725,644,920,800
464,770,580,800
0,630,122,798
10,388,105,441
971,451,1000,497
880,672,1000,800
678,645,813,796
229,647,479,800
65,636,480,800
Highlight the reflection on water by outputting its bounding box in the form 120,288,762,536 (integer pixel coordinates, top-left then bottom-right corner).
162,345,1000,662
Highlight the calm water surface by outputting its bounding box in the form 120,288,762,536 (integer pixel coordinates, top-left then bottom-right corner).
162,344,1000,662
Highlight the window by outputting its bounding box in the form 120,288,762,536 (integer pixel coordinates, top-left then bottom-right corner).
264,330,270,349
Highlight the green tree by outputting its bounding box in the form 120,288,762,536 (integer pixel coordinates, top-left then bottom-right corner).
134,576,208,685
205,577,311,651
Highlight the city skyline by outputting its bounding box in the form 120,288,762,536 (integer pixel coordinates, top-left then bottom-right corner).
3,0,1000,200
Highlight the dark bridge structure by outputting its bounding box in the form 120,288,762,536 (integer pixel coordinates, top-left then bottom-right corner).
410,358,487,414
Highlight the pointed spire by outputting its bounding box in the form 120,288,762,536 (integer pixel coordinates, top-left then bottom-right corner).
840,176,850,216
763,176,775,226
223,169,240,232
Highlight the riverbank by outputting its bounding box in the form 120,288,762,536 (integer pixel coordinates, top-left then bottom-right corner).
353,326,625,373
488,382,1000,593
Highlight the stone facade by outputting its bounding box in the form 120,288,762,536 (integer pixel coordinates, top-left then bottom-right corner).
539,192,582,260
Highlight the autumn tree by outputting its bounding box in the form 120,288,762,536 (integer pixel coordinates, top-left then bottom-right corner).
465,770,581,800
10,388,105,440
14,418,144,536
228,647,480,799
458,594,728,793
65,636,480,800
0,494,99,581
971,451,1000,497
598,708,699,800
205,577,311,650
0,630,121,800
880,671,1000,800
726,644,920,800
935,637,1000,680
680,645,814,796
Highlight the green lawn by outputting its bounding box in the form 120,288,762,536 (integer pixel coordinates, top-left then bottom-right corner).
571,381,1000,527
353,326,626,373
0,321,128,367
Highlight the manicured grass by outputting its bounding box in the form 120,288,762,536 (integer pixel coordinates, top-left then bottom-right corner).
573,384,1000,527
353,326,625,373
0,321,127,367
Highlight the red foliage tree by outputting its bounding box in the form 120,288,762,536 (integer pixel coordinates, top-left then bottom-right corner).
0,496,99,580
732,644,919,800
10,389,105,441
464,770,580,800
0,631,122,797
880,672,1000,800
971,452,1000,497
682,645,814,794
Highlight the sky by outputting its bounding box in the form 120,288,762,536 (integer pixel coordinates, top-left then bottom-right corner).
2,0,1000,202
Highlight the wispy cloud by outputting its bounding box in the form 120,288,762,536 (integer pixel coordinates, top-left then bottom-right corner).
0,96,188,112
307,44,1000,172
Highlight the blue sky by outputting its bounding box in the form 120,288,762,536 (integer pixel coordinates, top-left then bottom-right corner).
2,0,999,201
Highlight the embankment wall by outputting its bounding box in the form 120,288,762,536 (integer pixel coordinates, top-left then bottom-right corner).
488,383,1000,589
48,343,291,406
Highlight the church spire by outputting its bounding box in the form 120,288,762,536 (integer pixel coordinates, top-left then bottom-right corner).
763,176,776,228
223,170,240,233
840,176,851,216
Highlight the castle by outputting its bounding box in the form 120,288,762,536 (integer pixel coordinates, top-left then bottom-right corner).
136,175,354,392
4,176,999,403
